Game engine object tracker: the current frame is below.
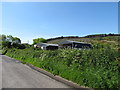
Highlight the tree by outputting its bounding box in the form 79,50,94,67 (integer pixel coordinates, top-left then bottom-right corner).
0,34,22,49
11,37,21,45
0,35,9,49
33,38,47,45
1,34,6,41
6,35,21,44
6,35,13,42
2,41,11,48
12,43,25,49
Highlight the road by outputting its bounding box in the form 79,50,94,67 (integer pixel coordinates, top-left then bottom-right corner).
1,55,72,88
0,54,2,89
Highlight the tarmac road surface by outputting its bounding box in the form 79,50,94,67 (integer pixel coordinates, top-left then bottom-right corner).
1,55,71,88
0,54,2,89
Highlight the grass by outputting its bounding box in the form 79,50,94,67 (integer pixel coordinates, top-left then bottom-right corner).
5,44,119,89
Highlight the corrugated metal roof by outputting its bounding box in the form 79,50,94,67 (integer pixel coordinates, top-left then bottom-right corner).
59,40,87,45
36,43,58,47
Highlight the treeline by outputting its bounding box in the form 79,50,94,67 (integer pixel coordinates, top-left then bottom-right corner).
46,33,120,41
84,33,120,38
0,34,30,49
0,34,48,50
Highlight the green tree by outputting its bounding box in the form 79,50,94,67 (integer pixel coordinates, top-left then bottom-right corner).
2,41,11,48
33,38,47,45
6,35,21,44
1,34,7,41
12,37,21,44
6,35,13,42
0,34,22,49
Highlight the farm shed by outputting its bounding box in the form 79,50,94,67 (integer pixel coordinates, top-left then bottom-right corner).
34,43,59,50
59,40,92,49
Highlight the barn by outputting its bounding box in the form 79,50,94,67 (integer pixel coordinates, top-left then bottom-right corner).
34,43,59,50
59,40,92,49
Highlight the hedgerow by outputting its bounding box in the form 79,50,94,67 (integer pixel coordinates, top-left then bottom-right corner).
5,44,119,89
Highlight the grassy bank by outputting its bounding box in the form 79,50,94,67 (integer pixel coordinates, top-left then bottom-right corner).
5,45,119,89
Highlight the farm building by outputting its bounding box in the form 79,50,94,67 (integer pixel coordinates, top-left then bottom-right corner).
59,40,92,49
34,43,59,50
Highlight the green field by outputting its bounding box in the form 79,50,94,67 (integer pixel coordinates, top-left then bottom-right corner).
2,35,120,89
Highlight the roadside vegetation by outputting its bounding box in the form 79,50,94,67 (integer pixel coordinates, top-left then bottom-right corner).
1,34,120,89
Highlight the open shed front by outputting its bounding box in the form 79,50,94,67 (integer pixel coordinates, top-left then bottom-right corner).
73,43,92,49
60,44,73,49
59,40,92,49
46,46,58,50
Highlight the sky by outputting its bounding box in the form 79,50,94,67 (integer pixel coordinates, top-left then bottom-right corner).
1,2,118,44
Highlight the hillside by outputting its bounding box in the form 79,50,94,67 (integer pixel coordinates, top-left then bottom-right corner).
46,34,119,48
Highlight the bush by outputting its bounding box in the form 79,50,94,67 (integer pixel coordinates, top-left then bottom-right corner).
2,49,8,55
2,41,11,48
5,44,119,88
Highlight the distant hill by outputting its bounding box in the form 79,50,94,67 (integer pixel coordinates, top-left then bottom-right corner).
84,34,120,38
46,34,120,44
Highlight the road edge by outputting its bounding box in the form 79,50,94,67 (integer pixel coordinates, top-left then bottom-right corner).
2,55,93,90
26,63,93,90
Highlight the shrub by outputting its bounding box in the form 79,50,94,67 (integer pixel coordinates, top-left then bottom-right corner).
5,44,119,88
